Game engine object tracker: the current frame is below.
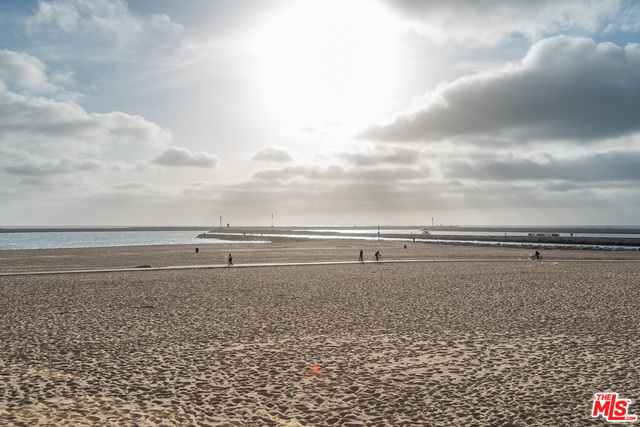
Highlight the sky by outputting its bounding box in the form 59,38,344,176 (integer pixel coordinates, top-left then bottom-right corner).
1,0,640,226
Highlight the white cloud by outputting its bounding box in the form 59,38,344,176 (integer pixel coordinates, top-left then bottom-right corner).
25,0,184,60
0,50,171,158
113,181,155,191
386,0,621,44
151,146,219,168
363,37,640,144
27,0,82,32
252,146,292,162
0,48,174,209
0,50,61,94
618,3,640,32
0,90,170,155
250,163,428,183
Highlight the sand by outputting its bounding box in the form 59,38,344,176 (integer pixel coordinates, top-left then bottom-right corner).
1,241,639,425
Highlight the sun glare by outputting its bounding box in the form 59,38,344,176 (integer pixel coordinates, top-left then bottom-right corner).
252,0,402,132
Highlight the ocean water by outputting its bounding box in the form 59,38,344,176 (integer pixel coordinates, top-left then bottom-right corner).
302,227,640,239
2,226,639,250
205,231,640,250
0,229,230,250
202,224,640,251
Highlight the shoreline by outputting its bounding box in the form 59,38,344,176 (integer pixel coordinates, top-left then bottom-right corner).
4,225,640,251
0,226,213,233
3,224,640,234
2,240,640,275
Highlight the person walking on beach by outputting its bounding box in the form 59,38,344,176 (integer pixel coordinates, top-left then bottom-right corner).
359,249,364,262
375,250,381,261
227,253,233,266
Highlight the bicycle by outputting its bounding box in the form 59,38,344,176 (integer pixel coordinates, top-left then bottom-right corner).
530,253,542,260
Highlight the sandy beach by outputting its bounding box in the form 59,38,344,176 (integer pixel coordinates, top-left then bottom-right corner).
1,241,639,425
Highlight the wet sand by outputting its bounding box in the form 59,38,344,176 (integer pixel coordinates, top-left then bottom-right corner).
1,242,639,425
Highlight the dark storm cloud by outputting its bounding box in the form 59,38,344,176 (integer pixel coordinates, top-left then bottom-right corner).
363,37,640,144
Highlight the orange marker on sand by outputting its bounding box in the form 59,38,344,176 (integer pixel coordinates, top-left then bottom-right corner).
309,364,321,375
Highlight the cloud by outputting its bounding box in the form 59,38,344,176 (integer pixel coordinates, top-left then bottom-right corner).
339,146,421,166
205,175,425,222
4,157,105,176
618,3,640,32
3,1,640,227
251,163,429,183
0,91,170,155
442,149,640,182
24,0,184,60
385,0,621,44
113,181,155,191
0,48,173,202
362,37,640,144
151,146,219,168
0,51,171,157
0,50,62,94
252,146,292,162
